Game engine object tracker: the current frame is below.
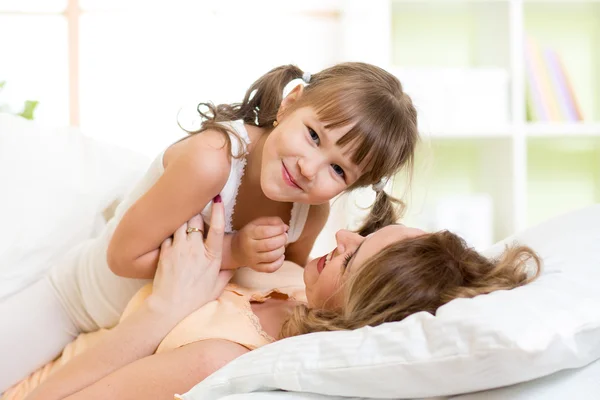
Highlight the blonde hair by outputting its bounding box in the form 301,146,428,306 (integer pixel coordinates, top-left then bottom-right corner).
280,230,541,338
184,62,418,223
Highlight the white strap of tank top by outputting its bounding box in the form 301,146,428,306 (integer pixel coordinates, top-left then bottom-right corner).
286,203,310,244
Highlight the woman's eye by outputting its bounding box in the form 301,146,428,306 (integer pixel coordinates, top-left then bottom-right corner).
342,252,354,269
332,164,345,178
308,127,320,145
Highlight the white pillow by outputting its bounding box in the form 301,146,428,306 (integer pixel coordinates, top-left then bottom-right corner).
180,205,600,399
0,114,149,300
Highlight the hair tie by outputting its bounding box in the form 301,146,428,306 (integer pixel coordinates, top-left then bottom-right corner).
283,78,307,98
282,72,311,98
372,178,388,193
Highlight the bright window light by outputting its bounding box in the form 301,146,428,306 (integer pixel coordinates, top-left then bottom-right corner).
0,15,69,125
79,9,339,156
0,0,66,13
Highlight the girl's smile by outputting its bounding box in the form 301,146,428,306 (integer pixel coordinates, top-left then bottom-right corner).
281,161,302,190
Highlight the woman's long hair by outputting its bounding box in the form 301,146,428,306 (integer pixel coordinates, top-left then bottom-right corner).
280,231,541,337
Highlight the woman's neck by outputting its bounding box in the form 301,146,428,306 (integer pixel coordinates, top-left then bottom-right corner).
251,298,300,341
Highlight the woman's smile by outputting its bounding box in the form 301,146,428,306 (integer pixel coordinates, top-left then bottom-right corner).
316,251,332,274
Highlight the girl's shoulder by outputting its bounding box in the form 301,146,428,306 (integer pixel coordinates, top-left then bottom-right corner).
155,130,234,198
165,119,256,165
164,129,234,171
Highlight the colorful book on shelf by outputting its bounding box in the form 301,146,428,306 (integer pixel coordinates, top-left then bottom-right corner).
525,37,548,121
544,47,575,121
549,48,584,121
524,36,583,122
526,37,562,121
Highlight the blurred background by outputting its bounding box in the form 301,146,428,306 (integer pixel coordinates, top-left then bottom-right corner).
1,0,598,254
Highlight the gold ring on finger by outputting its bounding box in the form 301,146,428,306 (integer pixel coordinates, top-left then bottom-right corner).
186,227,204,235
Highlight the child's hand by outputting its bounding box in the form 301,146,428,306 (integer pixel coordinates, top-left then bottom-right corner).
231,217,288,273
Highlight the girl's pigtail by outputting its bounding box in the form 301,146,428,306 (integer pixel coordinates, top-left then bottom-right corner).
179,64,304,157
238,64,303,127
356,191,406,237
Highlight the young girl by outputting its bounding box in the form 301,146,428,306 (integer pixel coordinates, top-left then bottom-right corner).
0,62,419,391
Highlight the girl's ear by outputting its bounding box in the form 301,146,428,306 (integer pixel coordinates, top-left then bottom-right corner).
277,84,305,120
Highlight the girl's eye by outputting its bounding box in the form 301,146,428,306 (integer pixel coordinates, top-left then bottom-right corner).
307,126,345,180
308,127,320,145
342,252,354,270
332,164,345,179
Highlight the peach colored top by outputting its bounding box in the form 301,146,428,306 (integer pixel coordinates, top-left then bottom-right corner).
3,264,306,400
126,281,306,353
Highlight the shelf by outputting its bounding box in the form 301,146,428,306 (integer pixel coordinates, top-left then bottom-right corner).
525,122,600,137
524,0,600,4
421,127,513,139
392,0,510,3
360,0,600,239
416,123,600,138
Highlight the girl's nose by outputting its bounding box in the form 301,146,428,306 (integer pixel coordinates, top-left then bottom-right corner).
297,156,320,180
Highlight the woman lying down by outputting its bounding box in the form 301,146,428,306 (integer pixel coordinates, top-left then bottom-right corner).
5,200,541,400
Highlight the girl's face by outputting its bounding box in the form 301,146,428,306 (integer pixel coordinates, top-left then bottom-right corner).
260,87,364,204
303,224,426,309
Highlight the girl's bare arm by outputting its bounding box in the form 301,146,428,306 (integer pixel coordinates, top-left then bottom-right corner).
107,130,231,279
285,203,330,266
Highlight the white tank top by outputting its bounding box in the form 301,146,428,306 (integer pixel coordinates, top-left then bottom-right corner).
49,120,310,331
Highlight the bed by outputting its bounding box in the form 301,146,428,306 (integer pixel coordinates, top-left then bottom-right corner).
2,114,599,399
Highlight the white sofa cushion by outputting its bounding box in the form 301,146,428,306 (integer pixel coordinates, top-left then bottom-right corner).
180,205,600,399
0,114,149,300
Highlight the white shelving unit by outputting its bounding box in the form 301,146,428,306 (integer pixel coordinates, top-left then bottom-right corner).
337,0,600,248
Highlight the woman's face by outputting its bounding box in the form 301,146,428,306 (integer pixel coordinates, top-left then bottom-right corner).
304,224,426,308
260,86,364,205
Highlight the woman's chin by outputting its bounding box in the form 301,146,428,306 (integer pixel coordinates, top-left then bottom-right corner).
302,262,310,286
303,258,318,287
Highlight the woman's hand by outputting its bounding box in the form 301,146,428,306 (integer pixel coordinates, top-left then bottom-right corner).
231,216,288,273
149,196,233,321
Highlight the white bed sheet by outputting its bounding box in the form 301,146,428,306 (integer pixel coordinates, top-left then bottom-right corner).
217,358,600,400
448,357,600,400
219,394,363,400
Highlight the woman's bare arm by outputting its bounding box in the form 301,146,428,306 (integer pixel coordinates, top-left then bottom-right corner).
40,339,248,400
25,299,185,400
